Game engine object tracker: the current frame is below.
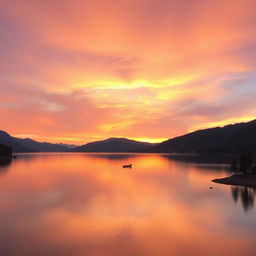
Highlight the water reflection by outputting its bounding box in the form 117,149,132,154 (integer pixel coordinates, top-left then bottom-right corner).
162,154,233,164
0,157,12,167
0,157,12,175
0,153,255,256
231,186,256,212
82,153,138,161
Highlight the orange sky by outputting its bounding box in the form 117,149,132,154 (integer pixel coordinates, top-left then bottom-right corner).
0,0,256,144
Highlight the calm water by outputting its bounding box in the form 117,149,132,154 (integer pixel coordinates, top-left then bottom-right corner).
0,153,256,256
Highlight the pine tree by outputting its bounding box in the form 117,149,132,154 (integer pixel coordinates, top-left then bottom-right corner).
230,157,239,174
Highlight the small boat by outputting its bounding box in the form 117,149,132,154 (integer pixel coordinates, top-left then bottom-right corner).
123,164,132,168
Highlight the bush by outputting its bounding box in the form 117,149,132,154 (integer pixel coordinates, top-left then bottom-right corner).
0,144,12,156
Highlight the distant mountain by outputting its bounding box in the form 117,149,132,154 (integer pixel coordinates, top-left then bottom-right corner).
71,137,156,152
2,119,255,154
142,119,256,153
0,131,36,153
15,138,70,152
57,143,77,149
0,130,74,152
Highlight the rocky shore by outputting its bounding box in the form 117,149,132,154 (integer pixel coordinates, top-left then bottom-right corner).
212,173,256,188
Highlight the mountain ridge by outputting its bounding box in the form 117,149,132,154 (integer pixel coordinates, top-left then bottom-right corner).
0,131,75,152
71,137,157,152
15,137,72,152
140,119,256,153
1,118,255,153
0,130,36,153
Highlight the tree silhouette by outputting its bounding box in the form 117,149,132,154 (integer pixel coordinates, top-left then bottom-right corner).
230,151,254,175
0,144,12,156
230,157,239,174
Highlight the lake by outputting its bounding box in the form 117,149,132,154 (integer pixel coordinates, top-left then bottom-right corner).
0,153,255,256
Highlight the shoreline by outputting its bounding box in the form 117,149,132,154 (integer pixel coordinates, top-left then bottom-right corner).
212,173,256,188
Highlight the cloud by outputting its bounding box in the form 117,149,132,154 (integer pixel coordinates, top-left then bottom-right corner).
0,0,256,143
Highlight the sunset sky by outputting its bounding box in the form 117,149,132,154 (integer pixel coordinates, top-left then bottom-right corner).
0,0,256,144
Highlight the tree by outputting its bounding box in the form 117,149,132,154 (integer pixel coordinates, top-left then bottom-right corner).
239,151,253,175
0,144,12,157
230,151,254,175
230,157,239,174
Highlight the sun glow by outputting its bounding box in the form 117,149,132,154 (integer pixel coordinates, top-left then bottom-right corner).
130,137,167,144
0,0,255,143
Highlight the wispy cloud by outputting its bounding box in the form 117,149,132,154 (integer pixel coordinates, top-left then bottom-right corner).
0,0,255,143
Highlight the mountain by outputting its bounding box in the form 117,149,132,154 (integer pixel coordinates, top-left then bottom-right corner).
0,131,36,153
2,118,255,153
57,143,77,149
0,130,73,152
142,119,256,153
15,138,70,152
71,137,156,152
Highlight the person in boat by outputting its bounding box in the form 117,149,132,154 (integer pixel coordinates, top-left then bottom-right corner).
123,164,132,168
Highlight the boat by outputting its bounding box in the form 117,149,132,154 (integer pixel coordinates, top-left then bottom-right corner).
123,164,132,168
